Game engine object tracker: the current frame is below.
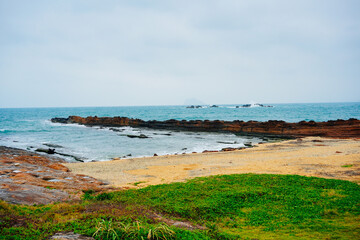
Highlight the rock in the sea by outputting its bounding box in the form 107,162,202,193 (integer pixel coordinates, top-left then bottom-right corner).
51,116,360,138
109,127,123,132
36,148,84,162
36,148,56,154
244,142,253,147
126,134,149,139
153,132,172,136
186,105,203,109
217,141,237,144
50,117,70,124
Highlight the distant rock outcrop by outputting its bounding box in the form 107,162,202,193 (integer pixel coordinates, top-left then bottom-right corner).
51,116,360,138
237,103,273,108
186,105,203,109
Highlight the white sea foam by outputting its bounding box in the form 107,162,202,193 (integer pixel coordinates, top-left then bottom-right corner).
1,118,261,162
46,120,88,129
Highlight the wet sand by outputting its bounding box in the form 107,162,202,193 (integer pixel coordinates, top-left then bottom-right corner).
64,137,360,188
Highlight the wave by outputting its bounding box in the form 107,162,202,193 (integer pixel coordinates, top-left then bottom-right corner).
46,120,88,129
0,129,16,133
0,128,52,134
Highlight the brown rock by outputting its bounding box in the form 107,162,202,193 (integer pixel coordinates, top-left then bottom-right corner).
221,147,237,152
51,116,360,138
0,146,112,205
202,150,218,153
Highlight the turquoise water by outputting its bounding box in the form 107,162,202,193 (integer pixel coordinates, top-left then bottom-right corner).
0,102,359,162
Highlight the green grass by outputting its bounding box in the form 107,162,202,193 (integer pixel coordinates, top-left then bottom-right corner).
341,164,354,168
1,174,359,239
132,181,147,186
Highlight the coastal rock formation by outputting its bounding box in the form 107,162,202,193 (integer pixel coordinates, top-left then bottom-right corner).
35,148,84,162
51,116,360,138
126,134,149,139
186,105,203,108
0,146,110,205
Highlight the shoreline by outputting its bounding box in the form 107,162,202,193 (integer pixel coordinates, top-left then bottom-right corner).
1,136,359,204
64,137,360,188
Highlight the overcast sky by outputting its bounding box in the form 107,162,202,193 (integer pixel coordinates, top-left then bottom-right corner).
0,0,359,108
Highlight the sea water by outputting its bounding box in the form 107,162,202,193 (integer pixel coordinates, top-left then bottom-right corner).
0,102,359,162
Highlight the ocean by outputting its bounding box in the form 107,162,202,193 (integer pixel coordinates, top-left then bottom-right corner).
0,102,359,162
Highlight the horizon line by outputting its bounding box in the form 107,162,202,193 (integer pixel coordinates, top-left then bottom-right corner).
0,101,360,109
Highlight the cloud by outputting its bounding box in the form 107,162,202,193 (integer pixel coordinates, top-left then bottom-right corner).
0,0,359,107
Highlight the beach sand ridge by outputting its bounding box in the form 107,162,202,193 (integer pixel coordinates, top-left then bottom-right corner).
64,137,360,188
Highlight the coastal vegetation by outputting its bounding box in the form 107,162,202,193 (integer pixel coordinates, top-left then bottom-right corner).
1,174,359,239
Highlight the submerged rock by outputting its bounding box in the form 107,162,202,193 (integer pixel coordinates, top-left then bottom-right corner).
36,148,55,154
109,127,124,132
217,141,237,144
244,142,253,147
153,132,172,136
126,134,149,139
35,148,84,162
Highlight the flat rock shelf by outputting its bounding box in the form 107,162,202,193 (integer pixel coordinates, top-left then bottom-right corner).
51,116,360,138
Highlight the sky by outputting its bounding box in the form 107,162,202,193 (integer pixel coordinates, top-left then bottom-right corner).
0,0,359,108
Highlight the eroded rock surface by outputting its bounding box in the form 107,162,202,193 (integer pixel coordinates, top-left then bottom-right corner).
51,116,360,138
0,146,111,205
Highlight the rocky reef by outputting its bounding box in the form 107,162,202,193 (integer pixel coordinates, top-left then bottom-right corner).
51,116,360,138
0,146,111,205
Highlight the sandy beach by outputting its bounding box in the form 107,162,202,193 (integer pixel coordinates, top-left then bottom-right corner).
63,137,360,188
